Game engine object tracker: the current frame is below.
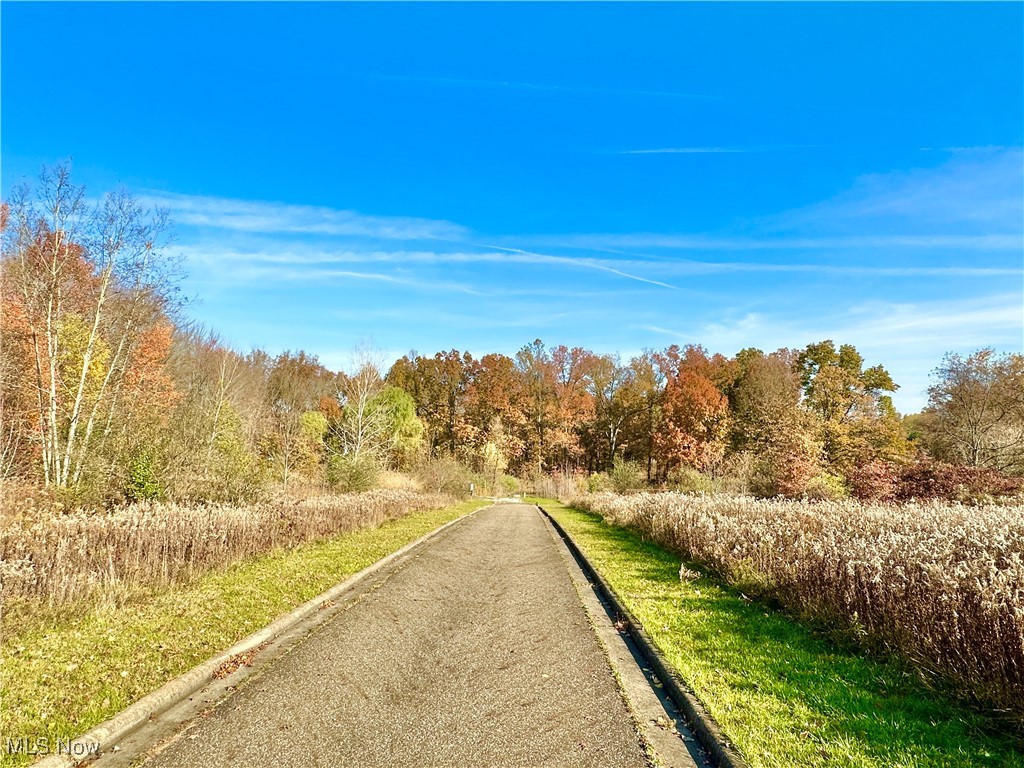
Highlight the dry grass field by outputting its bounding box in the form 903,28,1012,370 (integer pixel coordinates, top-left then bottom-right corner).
0,488,448,616
569,491,1024,717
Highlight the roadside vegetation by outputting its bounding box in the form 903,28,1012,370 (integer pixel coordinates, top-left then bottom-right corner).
0,498,487,767
1,487,448,617
540,498,1024,768
568,492,1024,717
3,166,1022,510
3,163,1023,766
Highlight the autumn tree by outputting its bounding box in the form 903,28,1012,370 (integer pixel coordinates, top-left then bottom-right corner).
0,203,34,480
330,347,425,471
161,331,270,500
479,415,511,495
372,386,425,469
547,344,596,471
730,348,802,450
511,340,594,474
2,163,181,495
585,354,639,471
654,346,730,475
621,350,667,480
796,340,900,472
387,350,472,457
514,340,558,473
111,320,180,498
265,350,334,485
461,353,527,471
729,348,819,496
924,349,1024,474
861,395,912,465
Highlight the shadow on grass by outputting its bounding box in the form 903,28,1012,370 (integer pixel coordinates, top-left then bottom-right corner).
544,502,1023,768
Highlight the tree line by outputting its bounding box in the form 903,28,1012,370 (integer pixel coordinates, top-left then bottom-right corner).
2,166,1022,505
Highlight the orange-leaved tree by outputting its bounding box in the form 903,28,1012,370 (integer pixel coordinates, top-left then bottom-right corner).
1,163,180,493
654,346,731,475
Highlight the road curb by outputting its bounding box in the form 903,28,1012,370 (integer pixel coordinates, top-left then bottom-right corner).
33,504,489,768
537,504,750,768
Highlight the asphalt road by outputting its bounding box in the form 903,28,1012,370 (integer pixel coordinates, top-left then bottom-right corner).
141,504,650,768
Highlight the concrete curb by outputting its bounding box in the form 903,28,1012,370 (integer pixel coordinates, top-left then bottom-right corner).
538,504,751,768
33,504,490,768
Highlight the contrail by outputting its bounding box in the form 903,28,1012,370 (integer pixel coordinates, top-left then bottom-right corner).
474,243,677,290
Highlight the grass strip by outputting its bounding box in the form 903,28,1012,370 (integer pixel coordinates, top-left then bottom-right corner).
536,498,1023,768
0,499,487,766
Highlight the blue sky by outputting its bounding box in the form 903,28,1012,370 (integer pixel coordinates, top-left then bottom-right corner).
3,2,1022,412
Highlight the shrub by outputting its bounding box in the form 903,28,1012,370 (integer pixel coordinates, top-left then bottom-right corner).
748,442,818,499
163,426,266,504
847,460,1022,505
666,466,716,494
896,460,1022,504
327,454,380,493
124,451,163,502
804,472,848,501
414,456,475,498
846,460,899,502
609,458,645,493
499,474,521,496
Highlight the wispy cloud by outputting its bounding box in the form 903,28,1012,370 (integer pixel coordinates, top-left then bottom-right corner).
542,233,1021,253
288,270,483,295
184,257,484,296
646,295,1024,352
142,191,468,241
920,145,1022,154
178,243,680,290
177,243,1021,290
639,293,1023,412
472,244,677,289
534,148,1023,259
766,147,1024,235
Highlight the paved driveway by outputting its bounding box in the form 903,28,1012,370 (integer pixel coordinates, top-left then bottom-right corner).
142,504,649,768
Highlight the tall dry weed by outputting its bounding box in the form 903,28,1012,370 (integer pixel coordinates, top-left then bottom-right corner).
1,489,448,612
569,491,1024,716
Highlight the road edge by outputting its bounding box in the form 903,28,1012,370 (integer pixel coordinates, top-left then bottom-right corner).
539,508,710,768
537,503,751,768
33,503,490,768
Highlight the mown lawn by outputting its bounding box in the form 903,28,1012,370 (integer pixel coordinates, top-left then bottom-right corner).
536,498,1024,768
0,499,487,767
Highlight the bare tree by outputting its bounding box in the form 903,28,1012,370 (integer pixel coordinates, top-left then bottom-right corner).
926,349,1024,474
331,345,388,460
69,189,176,485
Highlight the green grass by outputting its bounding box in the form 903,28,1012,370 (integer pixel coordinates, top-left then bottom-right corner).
534,498,1024,768
0,499,487,766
